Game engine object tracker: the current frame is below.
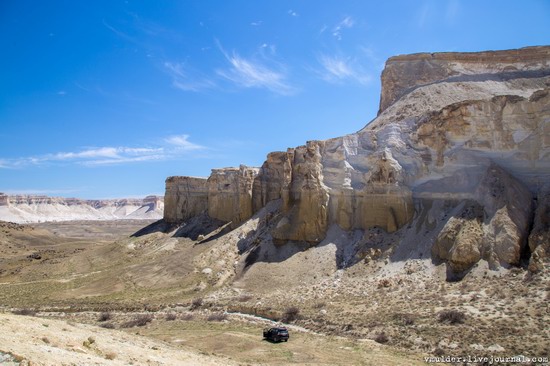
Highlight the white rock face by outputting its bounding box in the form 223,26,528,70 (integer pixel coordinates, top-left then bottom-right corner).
0,194,163,223
165,46,550,272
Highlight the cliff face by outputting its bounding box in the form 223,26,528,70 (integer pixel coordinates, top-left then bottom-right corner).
164,166,258,228
165,46,550,274
378,46,550,114
0,194,164,223
208,166,259,227
164,177,208,222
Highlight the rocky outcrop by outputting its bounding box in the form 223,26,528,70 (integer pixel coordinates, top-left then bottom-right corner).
379,46,550,114
528,184,550,272
252,150,294,213
271,141,330,242
208,166,259,227
432,164,533,273
432,201,484,273
165,46,550,272
164,177,208,223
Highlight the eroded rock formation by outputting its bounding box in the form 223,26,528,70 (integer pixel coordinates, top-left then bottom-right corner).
164,177,208,222
208,166,259,227
165,46,550,273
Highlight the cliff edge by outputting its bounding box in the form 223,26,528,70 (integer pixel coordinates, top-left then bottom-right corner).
165,46,550,277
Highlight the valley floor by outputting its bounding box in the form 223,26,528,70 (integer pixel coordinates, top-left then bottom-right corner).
0,220,549,365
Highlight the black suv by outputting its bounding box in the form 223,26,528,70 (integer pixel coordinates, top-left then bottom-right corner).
263,327,289,342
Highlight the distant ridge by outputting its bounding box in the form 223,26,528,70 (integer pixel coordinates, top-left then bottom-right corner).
0,193,163,223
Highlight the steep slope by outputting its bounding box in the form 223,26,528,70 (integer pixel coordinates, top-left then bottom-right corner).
165,46,550,276
0,194,164,223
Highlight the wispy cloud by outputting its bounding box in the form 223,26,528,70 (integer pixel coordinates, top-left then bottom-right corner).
216,41,295,95
332,16,354,40
288,9,298,17
251,20,262,26
317,54,371,85
417,1,433,28
0,135,206,169
103,19,137,43
164,134,204,151
445,0,460,24
163,62,216,92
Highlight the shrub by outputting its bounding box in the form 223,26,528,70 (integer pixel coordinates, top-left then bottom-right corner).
121,314,154,328
438,309,466,324
207,313,227,321
12,309,36,316
374,332,389,344
165,313,177,321
100,323,115,329
282,307,300,323
393,313,415,326
98,312,112,322
191,298,203,310
105,352,117,360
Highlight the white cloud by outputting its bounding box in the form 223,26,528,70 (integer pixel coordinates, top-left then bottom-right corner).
216,42,295,95
0,135,205,168
251,21,262,26
163,62,216,92
164,134,205,151
288,10,298,17
317,54,371,85
332,16,354,40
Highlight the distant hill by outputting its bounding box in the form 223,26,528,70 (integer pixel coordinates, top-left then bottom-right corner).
0,193,163,223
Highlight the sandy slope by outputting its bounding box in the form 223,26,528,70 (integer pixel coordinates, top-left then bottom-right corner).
0,313,236,366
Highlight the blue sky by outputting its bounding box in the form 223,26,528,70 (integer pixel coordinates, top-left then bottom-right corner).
1,0,549,198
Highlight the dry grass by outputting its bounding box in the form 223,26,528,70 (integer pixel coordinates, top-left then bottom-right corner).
121,314,154,328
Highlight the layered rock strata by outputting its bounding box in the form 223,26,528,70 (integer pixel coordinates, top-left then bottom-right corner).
165,46,550,272
164,165,259,228
0,194,164,223
208,166,259,227
164,177,208,222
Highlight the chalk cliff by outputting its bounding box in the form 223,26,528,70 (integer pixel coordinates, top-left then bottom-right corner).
165,46,550,273
0,194,163,223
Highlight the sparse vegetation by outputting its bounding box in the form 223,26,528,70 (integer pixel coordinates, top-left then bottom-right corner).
98,312,112,322
121,314,154,328
393,313,415,326
12,309,36,316
105,352,117,360
191,298,203,310
165,313,177,321
438,309,466,324
207,313,227,321
100,323,115,329
181,313,194,321
282,307,300,322
374,332,389,344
